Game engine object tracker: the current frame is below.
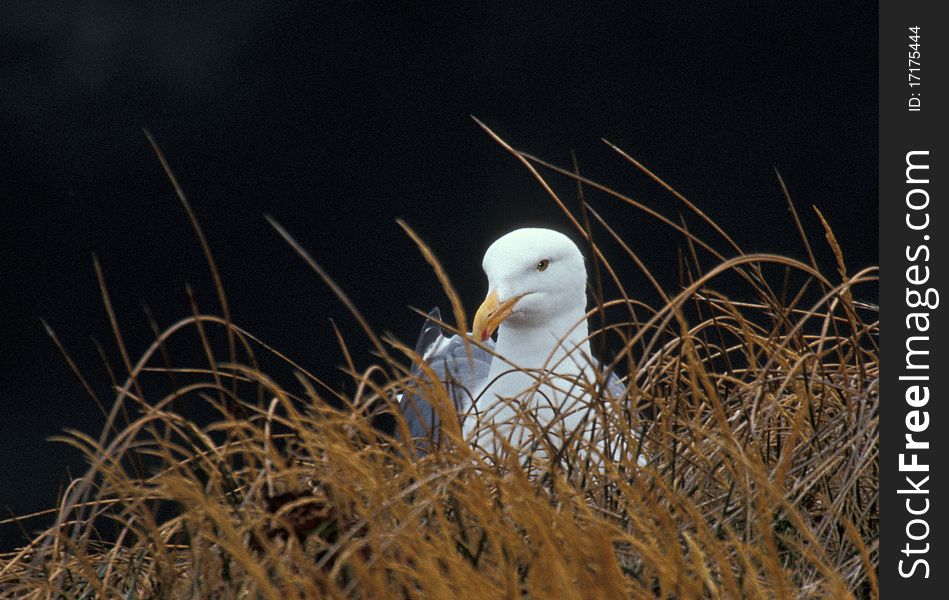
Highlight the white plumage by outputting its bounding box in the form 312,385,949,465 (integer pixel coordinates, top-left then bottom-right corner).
465,228,598,452
400,228,642,464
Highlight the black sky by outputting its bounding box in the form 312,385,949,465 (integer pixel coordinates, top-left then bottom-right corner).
0,2,877,547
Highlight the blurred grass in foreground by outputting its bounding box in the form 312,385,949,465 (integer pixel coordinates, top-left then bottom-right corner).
0,127,878,598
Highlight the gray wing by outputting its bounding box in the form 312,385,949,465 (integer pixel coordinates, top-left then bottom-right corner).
398,308,493,453
601,364,628,399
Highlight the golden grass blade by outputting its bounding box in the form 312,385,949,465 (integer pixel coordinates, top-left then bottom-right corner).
265,215,396,370
144,130,239,389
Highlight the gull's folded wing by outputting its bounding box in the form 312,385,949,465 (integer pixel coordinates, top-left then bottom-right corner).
398,308,493,453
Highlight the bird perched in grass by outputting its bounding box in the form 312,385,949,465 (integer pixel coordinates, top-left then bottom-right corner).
400,228,642,465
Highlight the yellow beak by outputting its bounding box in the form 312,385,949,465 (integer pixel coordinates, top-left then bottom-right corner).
472,289,523,341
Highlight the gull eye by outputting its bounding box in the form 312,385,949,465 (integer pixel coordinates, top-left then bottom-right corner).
535,259,550,272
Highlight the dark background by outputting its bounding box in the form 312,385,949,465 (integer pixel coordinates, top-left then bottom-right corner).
1,2,876,548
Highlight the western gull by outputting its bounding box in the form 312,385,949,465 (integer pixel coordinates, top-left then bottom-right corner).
399,228,640,464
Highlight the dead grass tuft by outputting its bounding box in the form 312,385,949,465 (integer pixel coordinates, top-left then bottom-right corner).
1,129,878,599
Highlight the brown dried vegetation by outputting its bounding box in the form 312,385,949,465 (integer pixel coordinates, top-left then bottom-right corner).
0,127,878,598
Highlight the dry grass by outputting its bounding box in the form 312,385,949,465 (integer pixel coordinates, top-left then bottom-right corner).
0,127,878,598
